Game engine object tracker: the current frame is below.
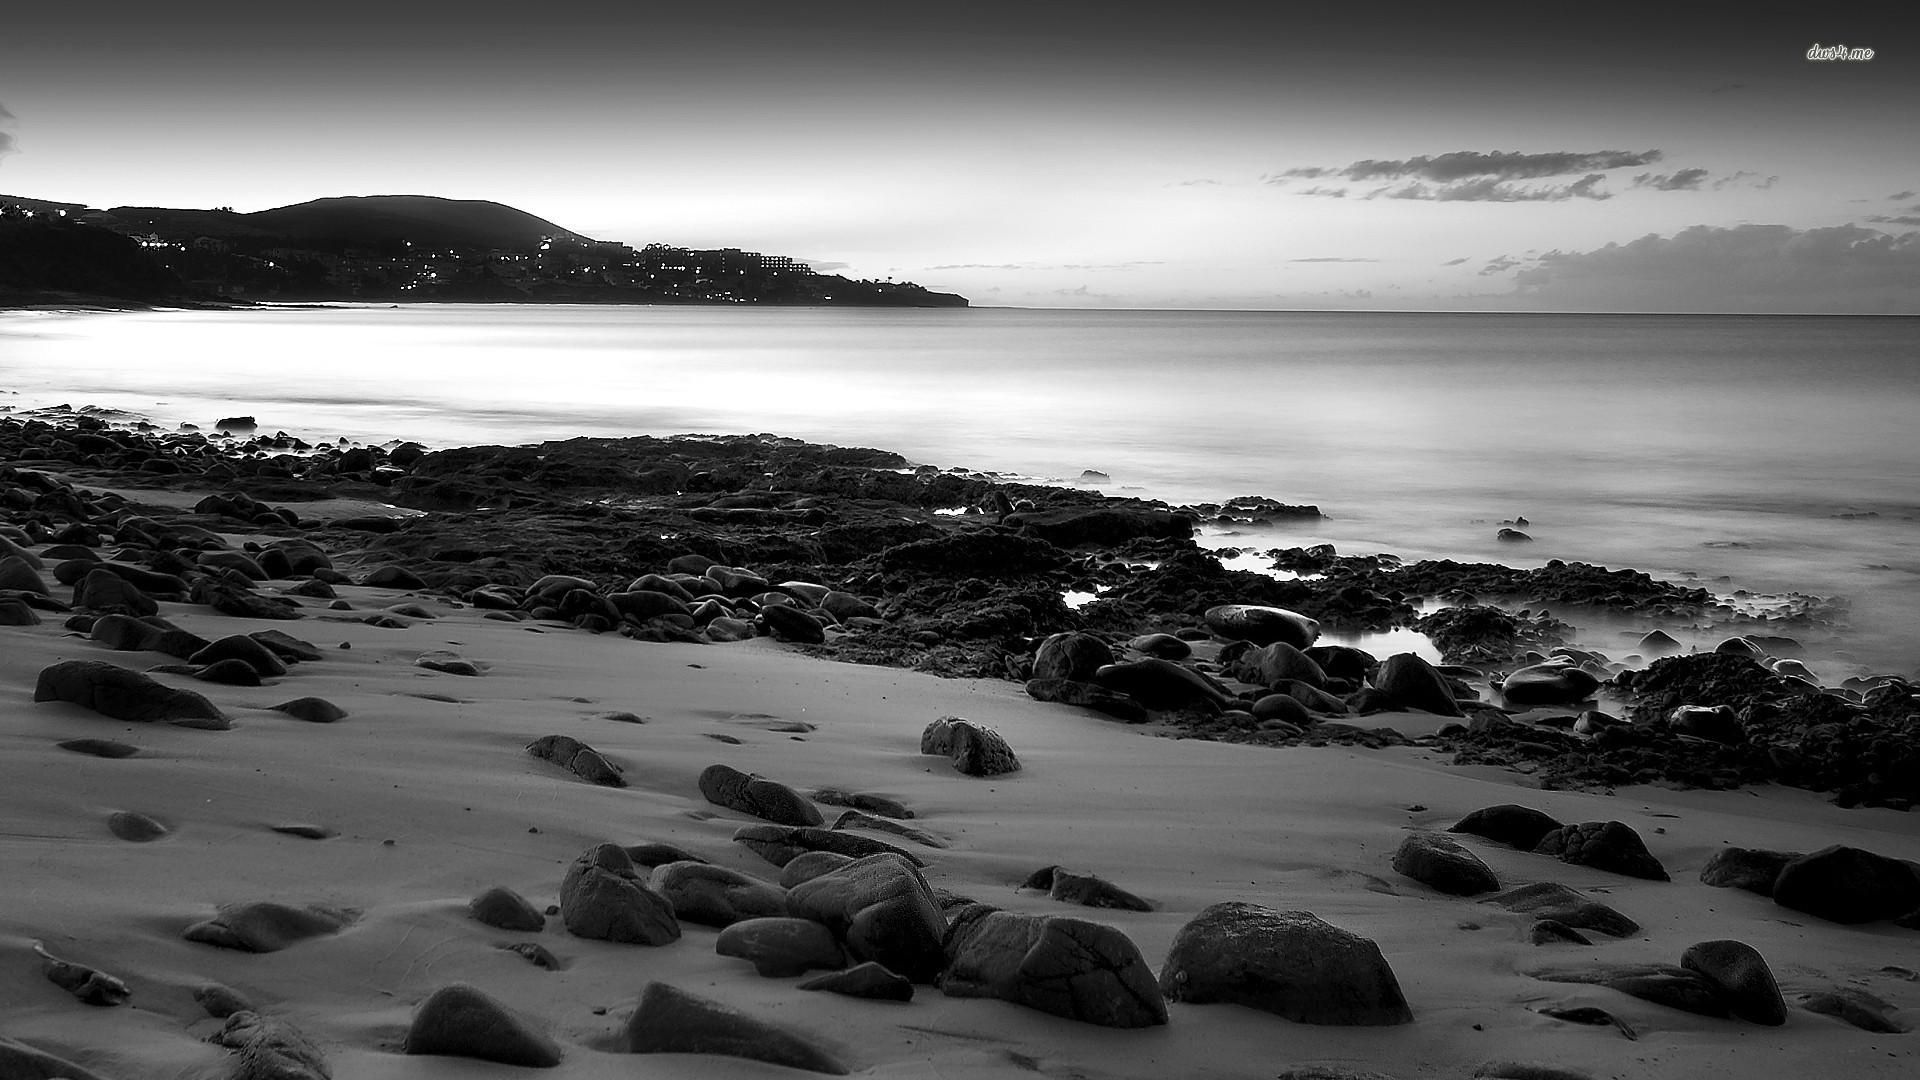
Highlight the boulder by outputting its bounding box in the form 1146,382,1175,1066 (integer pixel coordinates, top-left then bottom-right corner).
1128,632,1191,660
0,554,51,594
761,602,827,644
940,907,1167,1028
799,961,914,1001
1499,662,1602,707
1680,940,1786,1025
1533,821,1669,881
405,983,562,1068
1373,653,1462,716
715,916,847,977
1668,704,1745,743
698,763,823,826
469,886,545,931
209,1011,330,1080
1091,658,1235,710
1158,902,1413,1025
559,843,681,945
34,660,229,729
786,853,948,983
190,633,291,677
0,597,41,625
1202,604,1320,648
1032,631,1114,681
1392,833,1500,896
1229,641,1327,689
1024,677,1149,723
780,851,856,888
1482,882,1639,937
526,734,626,787
1022,866,1154,911
1699,847,1797,895
920,717,1020,777
650,861,788,928
270,697,348,724
183,902,357,952
735,824,927,868
1801,988,1908,1033
1772,845,1920,924
1449,804,1564,850
623,982,847,1074
74,568,157,616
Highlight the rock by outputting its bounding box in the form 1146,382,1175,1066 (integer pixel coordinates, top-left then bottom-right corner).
57,737,139,758
811,789,913,819
1637,630,1682,656
1001,505,1192,547
705,615,757,641
780,851,856,888
1533,821,1669,881
34,943,130,1006
210,1011,330,1080
1500,662,1602,707
74,568,157,615
194,658,261,686
87,612,156,650
830,808,947,848
1373,653,1462,716
1129,632,1191,660
1449,804,1565,850
1496,528,1533,542
34,659,229,729
183,902,357,952
650,861,788,928
469,886,545,931
405,983,562,1068
1032,631,1114,681
0,554,51,594
0,596,41,625
698,763,823,826
621,841,709,868
735,824,927,868
1800,988,1908,1033
1251,693,1314,726
1482,882,1639,937
786,853,948,983
1680,939,1786,1025
1021,866,1154,911
1533,963,1731,1018
761,602,827,643
799,961,914,1001
623,982,848,1074
0,1036,113,1080
270,697,348,723
1528,920,1593,946
250,629,322,662
194,983,254,1018
1230,641,1328,689
188,634,290,677
1158,902,1413,1025
107,810,169,842
1699,847,1797,895
941,907,1167,1028
1202,604,1321,648
1392,833,1500,896
415,650,483,676
559,843,681,945
526,734,626,787
1024,676,1149,723
920,717,1020,776
362,564,427,589
1668,704,1744,743
1772,845,1920,924
1091,658,1234,710
715,916,847,977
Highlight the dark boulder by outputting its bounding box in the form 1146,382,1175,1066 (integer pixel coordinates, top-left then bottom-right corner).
1158,902,1413,1025
559,843,680,945
1482,882,1639,937
1772,845,1920,924
649,861,788,928
1032,631,1114,681
1680,939,1786,1025
1372,652,1462,716
1091,658,1235,711
469,886,545,932
34,660,229,729
405,983,562,1068
785,853,948,983
623,982,847,1074
1699,847,1797,895
698,763,823,826
1499,662,1602,707
1025,677,1150,723
1449,804,1564,850
920,717,1020,777
715,916,846,977
1533,821,1669,881
1392,833,1500,896
1202,604,1320,649
940,906,1166,1028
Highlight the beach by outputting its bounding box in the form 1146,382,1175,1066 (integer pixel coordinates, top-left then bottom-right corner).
2,411,1917,1080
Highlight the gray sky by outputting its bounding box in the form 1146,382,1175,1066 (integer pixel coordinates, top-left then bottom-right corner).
1,1,1914,310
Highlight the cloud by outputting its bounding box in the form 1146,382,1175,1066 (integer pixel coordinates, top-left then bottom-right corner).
1480,255,1520,276
1296,186,1348,198
1511,224,1920,313
1173,178,1222,186
1710,171,1778,191
0,101,15,163
1266,167,1337,181
1373,173,1612,202
1891,190,1917,201
1288,257,1376,263
1633,168,1710,191
926,261,1161,272
1868,215,1920,227
1336,149,1661,183
1443,257,1470,266
1708,83,1747,93
804,260,850,271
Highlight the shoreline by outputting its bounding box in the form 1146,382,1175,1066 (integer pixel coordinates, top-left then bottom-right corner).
3,409,1918,1078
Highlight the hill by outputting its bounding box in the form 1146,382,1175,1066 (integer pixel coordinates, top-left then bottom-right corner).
244,195,589,250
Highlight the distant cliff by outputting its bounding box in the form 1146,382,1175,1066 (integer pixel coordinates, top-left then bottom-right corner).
0,194,968,308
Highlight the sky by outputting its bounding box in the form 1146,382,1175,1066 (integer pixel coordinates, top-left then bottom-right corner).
2,1,1916,312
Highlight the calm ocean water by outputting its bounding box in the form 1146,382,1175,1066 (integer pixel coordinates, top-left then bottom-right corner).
4,305,1917,674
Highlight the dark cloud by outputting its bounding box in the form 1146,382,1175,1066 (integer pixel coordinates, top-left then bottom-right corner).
1443,257,1470,266
1709,171,1778,191
1297,186,1348,198
1891,190,1917,201
1633,168,1709,191
1288,257,1376,263
1480,255,1520,276
1374,173,1611,203
1337,149,1661,183
1868,215,1920,227
1512,224,1920,313
1265,167,1336,181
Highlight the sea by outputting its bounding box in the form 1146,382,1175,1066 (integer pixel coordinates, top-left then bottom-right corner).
3,304,1917,677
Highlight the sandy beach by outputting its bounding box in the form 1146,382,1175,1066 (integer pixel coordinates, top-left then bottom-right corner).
3,419,1917,1080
